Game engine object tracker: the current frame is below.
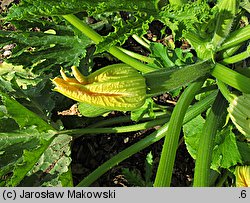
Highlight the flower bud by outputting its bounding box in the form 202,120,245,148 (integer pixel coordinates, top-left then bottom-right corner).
52,64,146,111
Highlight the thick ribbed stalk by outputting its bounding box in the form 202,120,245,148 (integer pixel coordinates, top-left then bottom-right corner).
211,63,250,94
77,91,217,186
216,80,234,102
145,60,214,96
193,92,227,186
211,0,237,48
154,79,205,186
218,25,250,51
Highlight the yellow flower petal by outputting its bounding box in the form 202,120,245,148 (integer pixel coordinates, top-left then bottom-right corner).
52,64,146,111
235,166,250,187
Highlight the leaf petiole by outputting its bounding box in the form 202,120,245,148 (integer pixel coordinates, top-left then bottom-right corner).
211,63,250,94
222,45,250,64
62,14,155,73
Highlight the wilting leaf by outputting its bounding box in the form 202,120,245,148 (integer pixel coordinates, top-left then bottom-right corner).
19,134,72,187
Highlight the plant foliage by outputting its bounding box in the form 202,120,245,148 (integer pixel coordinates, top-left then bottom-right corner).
0,0,249,187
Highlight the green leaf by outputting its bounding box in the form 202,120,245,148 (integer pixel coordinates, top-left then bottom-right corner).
121,168,145,187
0,128,55,186
0,128,43,177
237,141,250,165
0,88,70,186
78,102,110,117
95,12,152,54
0,28,92,72
183,115,205,159
6,133,55,186
240,0,250,13
0,63,42,93
0,63,59,121
211,0,238,48
184,117,243,171
0,91,52,132
6,0,160,20
59,167,74,187
0,62,25,76
144,151,153,187
158,1,213,38
19,134,72,186
184,32,212,60
211,127,242,171
227,93,250,139
0,128,72,186
149,42,175,68
173,48,194,66
131,98,155,122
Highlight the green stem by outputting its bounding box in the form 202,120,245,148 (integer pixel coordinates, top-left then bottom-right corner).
216,80,234,102
154,79,205,187
117,47,154,63
142,35,151,45
211,63,250,94
218,25,250,51
132,34,150,50
193,92,227,186
222,45,250,64
62,14,102,44
109,46,155,73
57,118,167,137
220,44,243,59
77,91,217,186
216,170,230,187
145,60,214,96
63,14,155,73
88,111,170,128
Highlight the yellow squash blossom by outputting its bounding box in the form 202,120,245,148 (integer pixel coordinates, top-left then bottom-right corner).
235,166,250,187
52,64,146,111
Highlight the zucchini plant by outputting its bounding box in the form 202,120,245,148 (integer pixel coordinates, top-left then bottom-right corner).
0,0,249,187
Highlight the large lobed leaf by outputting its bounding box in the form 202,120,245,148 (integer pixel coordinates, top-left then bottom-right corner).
0,91,72,186
6,0,160,20
0,28,92,72
211,127,242,171
18,134,72,187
